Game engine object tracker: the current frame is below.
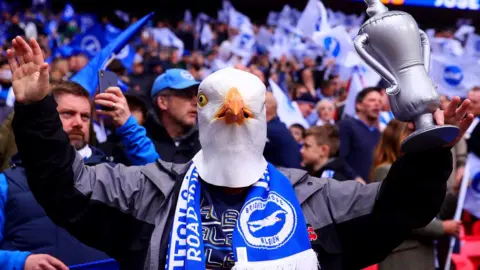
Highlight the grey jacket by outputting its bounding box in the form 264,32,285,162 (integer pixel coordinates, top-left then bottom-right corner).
12,95,454,270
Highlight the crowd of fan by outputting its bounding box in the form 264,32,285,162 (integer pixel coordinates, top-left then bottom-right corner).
0,3,478,270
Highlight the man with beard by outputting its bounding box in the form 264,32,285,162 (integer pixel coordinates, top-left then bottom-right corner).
338,87,382,182
0,81,111,269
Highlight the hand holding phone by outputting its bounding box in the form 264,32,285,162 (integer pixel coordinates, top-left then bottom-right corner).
98,70,118,111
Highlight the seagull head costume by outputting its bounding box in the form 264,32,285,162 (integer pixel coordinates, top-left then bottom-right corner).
166,68,318,270
192,67,268,188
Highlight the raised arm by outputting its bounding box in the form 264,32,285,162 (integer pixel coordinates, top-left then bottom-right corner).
307,98,474,269
8,37,168,259
116,115,160,165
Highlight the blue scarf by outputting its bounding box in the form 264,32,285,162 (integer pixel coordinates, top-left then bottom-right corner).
165,163,318,270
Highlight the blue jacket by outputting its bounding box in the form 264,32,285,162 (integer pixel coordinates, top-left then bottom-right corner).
115,116,159,165
0,148,111,269
264,117,302,168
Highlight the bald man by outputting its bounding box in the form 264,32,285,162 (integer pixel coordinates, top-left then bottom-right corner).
263,91,302,168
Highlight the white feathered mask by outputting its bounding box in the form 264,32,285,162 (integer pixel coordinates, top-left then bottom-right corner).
192,67,268,188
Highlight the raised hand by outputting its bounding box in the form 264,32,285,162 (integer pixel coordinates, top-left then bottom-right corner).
95,87,132,127
6,36,50,104
434,96,474,147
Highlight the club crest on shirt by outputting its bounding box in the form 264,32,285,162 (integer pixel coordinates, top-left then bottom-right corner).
237,192,296,250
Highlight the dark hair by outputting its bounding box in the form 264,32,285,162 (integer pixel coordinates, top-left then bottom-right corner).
290,123,306,138
0,56,8,67
50,81,90,100
355,87,381,105
304,124,340,157
107,59,126,75
126,94,148,118
321,75,339,89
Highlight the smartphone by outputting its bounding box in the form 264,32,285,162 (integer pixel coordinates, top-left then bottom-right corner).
98,70,118,111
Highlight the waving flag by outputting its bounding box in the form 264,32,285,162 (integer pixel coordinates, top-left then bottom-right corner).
313,25,353,64
151,27,184,58
343,68,365,118
267,12,279,26
184,10,193,24
77,14,97,33
69,24,107,57
269,78,310,129
61,3,75,22
228,8,251,30
430,37,464,57
71,12,154,95
465,33,480,58
297,0,330,37
429,54,480,98
463,153,480,219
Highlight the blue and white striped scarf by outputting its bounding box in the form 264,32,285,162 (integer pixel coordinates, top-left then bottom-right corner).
165,163,318,270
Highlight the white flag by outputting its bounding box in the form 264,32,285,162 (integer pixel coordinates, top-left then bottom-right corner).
297,0,330,37
430,54,480,98
343,70,365,118
228,8,251,30
151,28,184,58
313,25,353,64
463,153,480,219
269,78,310,129
465,33,480,58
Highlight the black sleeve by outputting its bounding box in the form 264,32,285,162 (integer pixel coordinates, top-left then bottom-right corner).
339,147,452,269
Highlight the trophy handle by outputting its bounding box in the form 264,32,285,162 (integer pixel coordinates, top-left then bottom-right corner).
354,33,399,95
419,30,431,73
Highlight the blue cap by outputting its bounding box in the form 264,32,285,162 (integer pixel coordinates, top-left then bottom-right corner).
151,69,200,98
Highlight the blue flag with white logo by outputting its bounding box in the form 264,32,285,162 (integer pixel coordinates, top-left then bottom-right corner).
77,14,97,33
69,24,107,57
71,12,154,95
429,53,480,98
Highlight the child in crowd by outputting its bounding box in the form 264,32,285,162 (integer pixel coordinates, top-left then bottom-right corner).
300,124,355,181
289,123,305,150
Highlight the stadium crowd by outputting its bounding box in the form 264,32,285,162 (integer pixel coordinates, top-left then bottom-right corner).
0,0,478,269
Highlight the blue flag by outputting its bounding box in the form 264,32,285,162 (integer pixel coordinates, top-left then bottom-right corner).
71,12,154,95
62,3,75,22
69,24,107,57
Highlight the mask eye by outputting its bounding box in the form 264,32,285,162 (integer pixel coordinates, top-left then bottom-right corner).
197,93,208,107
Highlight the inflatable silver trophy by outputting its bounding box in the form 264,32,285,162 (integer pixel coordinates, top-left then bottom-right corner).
354,0,459,152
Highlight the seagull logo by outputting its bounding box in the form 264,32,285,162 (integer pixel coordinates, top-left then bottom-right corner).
238,192,297,249
248,210,286,233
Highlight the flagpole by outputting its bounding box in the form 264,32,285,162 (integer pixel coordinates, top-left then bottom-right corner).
444,162,471,270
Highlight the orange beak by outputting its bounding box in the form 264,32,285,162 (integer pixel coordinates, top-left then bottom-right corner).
215,87,254,125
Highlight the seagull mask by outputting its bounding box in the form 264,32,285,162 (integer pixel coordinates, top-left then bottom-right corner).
192,68,268,188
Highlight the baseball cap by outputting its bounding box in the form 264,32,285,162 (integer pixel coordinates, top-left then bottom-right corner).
151,69,200,98
295,93,318,105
